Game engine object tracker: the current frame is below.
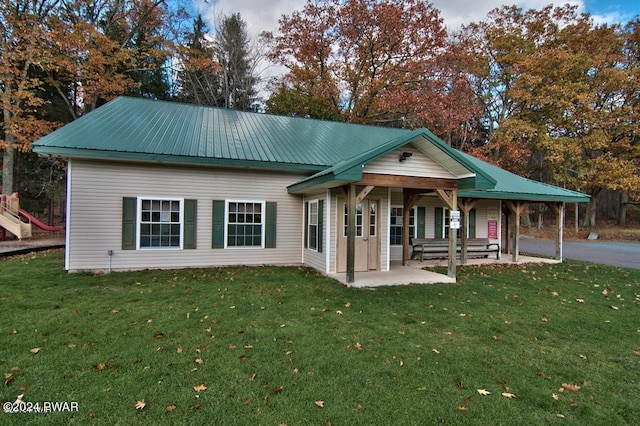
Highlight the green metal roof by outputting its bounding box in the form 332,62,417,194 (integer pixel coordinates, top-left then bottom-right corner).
32,96,589,203
458,152,590,202
32,97,408,171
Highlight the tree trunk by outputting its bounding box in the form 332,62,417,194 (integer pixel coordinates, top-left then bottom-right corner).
618,192,628,226
2,105,15,195
583,190,599,227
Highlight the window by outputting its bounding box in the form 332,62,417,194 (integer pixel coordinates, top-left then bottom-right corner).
390,207,415,245
139,198,182,248
308,201,319,250
369,202,377,237
226,201,264,247
435,207,476,238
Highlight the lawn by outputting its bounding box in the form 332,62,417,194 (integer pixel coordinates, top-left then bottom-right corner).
1,249,638,425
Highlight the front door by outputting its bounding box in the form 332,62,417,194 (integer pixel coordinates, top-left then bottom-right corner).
337,199,379,272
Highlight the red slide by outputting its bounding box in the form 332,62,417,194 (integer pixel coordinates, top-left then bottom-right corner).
18,209,61,232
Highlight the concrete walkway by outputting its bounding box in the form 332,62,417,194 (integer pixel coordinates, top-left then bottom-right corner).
330,254,559,287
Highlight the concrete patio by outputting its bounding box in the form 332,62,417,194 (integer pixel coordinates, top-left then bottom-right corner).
329,254,559,287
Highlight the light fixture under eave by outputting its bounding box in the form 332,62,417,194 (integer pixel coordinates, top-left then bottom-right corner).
399,151,413,162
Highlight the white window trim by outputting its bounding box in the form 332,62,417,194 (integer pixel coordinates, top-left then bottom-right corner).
224,200,266,249
136,197,184,250
307,200,319,252
390,205,416,246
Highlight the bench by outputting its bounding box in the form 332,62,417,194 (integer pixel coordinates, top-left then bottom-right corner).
410,238,500,261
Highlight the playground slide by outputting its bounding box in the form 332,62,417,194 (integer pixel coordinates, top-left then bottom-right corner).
18,209,61,232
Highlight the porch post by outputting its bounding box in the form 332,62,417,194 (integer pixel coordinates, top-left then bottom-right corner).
346,183,356,283
436,189,458,278
504,201,527,262
546,202,564,261
458,198,477,265
447,191,458,278
402,189,421,266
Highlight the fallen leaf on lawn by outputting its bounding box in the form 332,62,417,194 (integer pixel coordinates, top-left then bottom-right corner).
166,405,176,412
189,403,203,410
336,310,343,315
501,392,516,399
194,358,203,364
551,291,559,297
552,393,559,400
570,401,579,408
399,360,404,367
14,394,24,404
239,354,249,361
176,346,183,354
314,400,325,408
272,386,284,394
193,384,207,392
135,400,146,410
557,414,565,419
354,342,362,350
250,373,257,382
456,405,469,411
93,363,107,371
30,347,41,354
432,348,440,354
611,306,619,310
68,342,76,348
477,389,491,396
575,299,585,303
579,354,587,360
4,373,15,386
244,344,253,349
228,344,236,349
561,383,581,392
633,350,640,356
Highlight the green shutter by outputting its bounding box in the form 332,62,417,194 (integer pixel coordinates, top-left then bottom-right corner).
318,200,324,253
183,199,197,249
434,207,443,238
417,206,426,239
304,202,309,249
265,202,277,248
212,200,225,249
122,197,137,250
468,208,476,238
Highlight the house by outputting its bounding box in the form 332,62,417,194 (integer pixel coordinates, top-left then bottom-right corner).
32,97,589,283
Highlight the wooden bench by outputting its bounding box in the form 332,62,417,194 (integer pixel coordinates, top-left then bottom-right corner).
410,238,500,261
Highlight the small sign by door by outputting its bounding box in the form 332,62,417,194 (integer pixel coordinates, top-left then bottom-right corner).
450,210,461,229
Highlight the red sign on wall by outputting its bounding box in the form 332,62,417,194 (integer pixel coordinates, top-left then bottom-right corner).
488,220,498,239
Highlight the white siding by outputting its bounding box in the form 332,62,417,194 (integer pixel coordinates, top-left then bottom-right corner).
303,192,327,273
364,147,457,178
67,160,306,272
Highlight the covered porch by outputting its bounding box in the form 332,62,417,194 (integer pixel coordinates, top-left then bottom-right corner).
329,254,560,288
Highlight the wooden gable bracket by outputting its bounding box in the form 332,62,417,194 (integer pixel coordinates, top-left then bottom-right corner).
457,198,478,265
402,189,423,266
504,200,528,262
545,202,564,261
356,185,375,204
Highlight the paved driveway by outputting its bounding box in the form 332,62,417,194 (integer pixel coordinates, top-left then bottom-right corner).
519,239,640,270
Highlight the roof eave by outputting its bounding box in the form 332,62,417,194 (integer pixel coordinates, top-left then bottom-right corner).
33,146,327,173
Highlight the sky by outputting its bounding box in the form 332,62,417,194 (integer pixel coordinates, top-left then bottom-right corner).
194,0,639,41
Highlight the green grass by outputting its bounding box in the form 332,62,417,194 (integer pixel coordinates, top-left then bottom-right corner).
1,250,639,425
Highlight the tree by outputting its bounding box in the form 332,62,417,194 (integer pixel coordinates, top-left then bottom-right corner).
215,13,258,110
458,5,640,226
175,15,224,106
266,0,479,143
0,0,57,195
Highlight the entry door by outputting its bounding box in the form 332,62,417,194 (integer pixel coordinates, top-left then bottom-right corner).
337,199,379,272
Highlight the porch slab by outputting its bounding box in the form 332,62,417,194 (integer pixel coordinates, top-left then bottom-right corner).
329,254,559,288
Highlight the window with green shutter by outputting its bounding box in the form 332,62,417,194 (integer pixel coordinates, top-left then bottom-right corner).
123,197,196,250
214,200,277,249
